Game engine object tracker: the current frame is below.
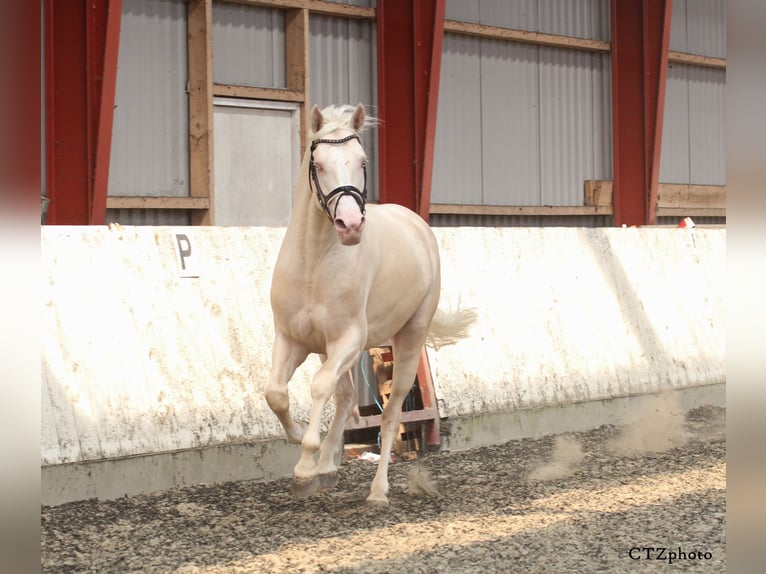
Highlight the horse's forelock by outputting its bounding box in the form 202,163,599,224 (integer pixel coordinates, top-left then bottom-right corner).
309,105,378,141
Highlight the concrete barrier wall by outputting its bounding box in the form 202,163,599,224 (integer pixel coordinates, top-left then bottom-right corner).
429,227,725,419
42,225,725,477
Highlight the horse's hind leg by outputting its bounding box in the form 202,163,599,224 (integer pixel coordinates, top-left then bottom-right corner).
265,331,308,444
368,322,430,505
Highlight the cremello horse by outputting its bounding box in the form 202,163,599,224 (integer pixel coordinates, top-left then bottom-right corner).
266,103,475,505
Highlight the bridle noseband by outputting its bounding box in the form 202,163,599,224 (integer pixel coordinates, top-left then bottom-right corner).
309,134,368,222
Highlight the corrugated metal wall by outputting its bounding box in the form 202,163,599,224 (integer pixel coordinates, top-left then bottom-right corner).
660,0,725,187
446,0,609,40
104,0,723,227
107,0,189,217
434,0,612,221
309,14,378,200
212,3,285,88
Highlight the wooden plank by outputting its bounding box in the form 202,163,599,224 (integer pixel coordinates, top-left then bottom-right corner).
187,0,214,225
429,204,613,216
444,19,610,53
432,181,726,218
345,407,439,432
106,197,210,210
585,181,726,209
285,8,309,153
213,84,304,102
657,183,726,208
669,51,726,70
221,0,374,19
657,207,726,217
584,180,613,207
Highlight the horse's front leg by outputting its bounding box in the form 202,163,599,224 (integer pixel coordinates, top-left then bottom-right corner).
264,331,309,444
292,331,362,496
314,368,358,491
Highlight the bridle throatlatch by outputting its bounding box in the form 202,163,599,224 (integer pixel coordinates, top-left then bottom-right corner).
309,134,368,222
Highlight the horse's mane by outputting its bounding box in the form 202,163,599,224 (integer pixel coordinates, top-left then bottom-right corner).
309,104,379,141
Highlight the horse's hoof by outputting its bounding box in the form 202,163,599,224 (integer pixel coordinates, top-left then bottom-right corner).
318,472,339,492
365,492,389,506
292,476,320,498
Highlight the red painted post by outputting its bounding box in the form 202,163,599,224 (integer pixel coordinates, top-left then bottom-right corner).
416,0,445,222
45,0,122,225
91,0,123,225
610,0,672,226
376,0,444,220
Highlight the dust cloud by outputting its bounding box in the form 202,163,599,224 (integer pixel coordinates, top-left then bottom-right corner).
608,392,688,456
528,435,585,481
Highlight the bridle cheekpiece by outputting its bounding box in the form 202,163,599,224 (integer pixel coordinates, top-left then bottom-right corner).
309,134,368,222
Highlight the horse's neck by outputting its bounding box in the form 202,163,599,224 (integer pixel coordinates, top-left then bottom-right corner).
280,150,336,272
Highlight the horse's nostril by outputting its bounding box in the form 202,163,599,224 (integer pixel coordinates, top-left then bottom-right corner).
334,218,347,230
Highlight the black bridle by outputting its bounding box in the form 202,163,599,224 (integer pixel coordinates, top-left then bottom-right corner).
309,134,368,222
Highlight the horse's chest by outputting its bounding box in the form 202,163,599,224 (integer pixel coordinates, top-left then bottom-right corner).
273,280,362,350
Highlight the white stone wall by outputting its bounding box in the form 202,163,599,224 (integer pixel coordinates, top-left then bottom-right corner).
42,225,725,466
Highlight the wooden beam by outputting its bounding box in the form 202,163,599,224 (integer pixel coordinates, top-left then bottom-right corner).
285,8,309,152
585,181,726,209
656,207,726,217
187,0,214,225
444,19,610,53
106,196,210,210
220,0,374,19
585,180,726,217
345,407,439,432
213,84,304,102
668,51,726,69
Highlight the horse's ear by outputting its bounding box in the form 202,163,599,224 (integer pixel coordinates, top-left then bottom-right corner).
351,103,366,132
311,105,324,133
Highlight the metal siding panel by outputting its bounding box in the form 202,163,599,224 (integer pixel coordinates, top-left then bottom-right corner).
479,0,537,30
688,66,725,185
594,52,613,180
309,16,376,108
538,47,608,206
429,213,612,227
309,15,378,199
537,0,610,41
670,0,688,52
480,39,540,205
321,0,375,6
109,0,189,198
105,209,191,225
446,0,479,23
212,4,285,88
432,33,483,204
685,0,725,58
659,64,691,183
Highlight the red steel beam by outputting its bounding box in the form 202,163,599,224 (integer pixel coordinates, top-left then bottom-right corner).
610,0,672,226
416,0,446,222
45,0,122,224
91,0,123,224
376,0,445,220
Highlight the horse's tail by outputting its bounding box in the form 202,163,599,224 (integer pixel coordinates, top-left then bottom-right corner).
426,304,478,350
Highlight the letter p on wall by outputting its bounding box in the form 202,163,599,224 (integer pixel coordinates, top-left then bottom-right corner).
174,233,200,278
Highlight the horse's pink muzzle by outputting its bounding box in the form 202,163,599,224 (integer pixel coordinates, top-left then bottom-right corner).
333,195,365,245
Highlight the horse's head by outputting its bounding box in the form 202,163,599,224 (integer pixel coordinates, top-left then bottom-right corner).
308,103,369,246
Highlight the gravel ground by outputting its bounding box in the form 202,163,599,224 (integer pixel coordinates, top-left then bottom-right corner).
41,403,725,573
